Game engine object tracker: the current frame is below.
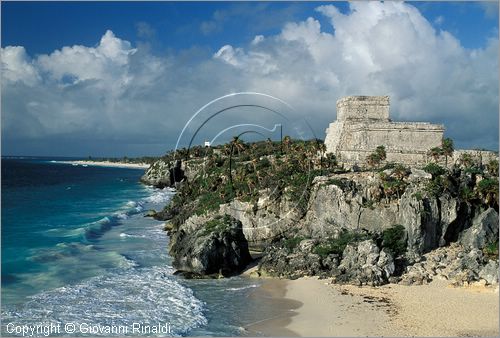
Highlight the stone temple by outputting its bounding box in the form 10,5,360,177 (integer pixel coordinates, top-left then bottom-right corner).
324,96,444,167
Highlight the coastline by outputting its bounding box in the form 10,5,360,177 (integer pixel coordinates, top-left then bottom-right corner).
248,277,499,337
56,160,150,169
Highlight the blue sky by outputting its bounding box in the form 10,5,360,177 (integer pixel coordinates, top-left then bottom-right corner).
1,1,499,156
3,2,498,54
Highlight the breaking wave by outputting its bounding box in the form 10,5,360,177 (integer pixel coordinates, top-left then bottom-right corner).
1,266,207,336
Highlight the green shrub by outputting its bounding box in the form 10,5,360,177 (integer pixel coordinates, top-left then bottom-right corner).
382,179,407,198
423,163,446,178
366,145,386,168
325,153,338,168
487,159,499,176
313,231,371,258
413,192,423,201
477,178,498,194
378,162,396,171
256,157,271,170
476,177,499,206
362,199,375,209
459,186,475,201
202,215,232,235
464,166,483,175
284,237,304,251
381,224,407,257
425,176,444,197
195,191,227,215
483,240,499,258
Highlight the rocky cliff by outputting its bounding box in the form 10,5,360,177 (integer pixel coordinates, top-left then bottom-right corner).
147,139,499,287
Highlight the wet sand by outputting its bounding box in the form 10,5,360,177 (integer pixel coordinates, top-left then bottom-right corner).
244,279,300,336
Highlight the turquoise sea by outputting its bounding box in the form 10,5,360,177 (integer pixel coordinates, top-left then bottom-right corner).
1,159,280,336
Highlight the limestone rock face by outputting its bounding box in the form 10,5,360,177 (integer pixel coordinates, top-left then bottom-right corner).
303,174,399,237
337,240,395,286
141,159,171,187
459,208,499,250
258,237,395,285
141,159,199,188
168,215,252,277
302,173,447,259
257,241,326,279
479,260,499,285
219,191,301,250
399,243,498,286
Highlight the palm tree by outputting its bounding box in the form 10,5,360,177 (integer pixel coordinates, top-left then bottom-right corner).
487,159,499,177
428,147,443,162
366,153,380,168
375,145,387,162
282,136,292,154
442,138,454,167
367,145,386,169
392,164,410,181
231,136,245,158
265,138,274,155
459,153,473,168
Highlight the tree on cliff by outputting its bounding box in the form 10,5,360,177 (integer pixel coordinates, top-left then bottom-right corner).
376,145,387,161
428,147,443,162
231,136,246,157
367,145,386,168
442,138,454,167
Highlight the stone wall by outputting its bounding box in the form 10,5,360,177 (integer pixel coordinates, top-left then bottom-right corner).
325,96,445,167
337,96,390,121
451,150,499,167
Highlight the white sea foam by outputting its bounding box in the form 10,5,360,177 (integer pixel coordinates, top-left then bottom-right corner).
2,181,188,335
225,284,259,291
119,232,146,239
1,266,207,336
126,201,136,207
115,212,129,220
144,188,175,204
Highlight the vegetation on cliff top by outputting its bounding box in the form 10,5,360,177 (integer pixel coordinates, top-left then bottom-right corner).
159,138,498,231
164,137,341,227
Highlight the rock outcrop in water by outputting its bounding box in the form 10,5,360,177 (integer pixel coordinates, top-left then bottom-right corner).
168,214,252,277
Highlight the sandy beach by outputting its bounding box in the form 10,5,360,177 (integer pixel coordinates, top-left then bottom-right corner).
57,160,150,169
247,277,499,337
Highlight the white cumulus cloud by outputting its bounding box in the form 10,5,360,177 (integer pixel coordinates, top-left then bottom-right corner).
1,2,498,156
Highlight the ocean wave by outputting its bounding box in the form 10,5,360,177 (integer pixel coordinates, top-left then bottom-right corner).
125,200,138,207
84,217,115,240
225,284,259,291
1,266,207,336
40,187,173,243
28,242,95,263
144,188,175,204
119,232,146,239
28,243,136,270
